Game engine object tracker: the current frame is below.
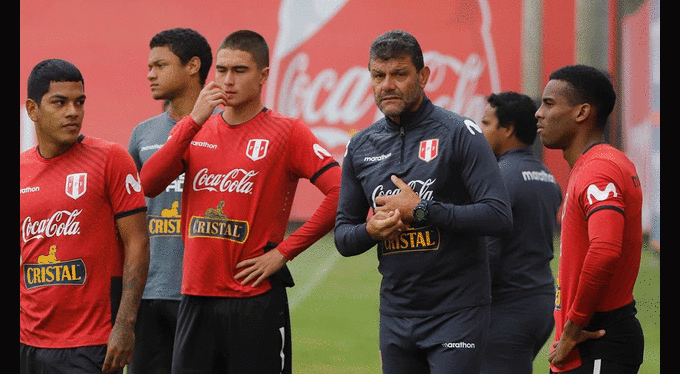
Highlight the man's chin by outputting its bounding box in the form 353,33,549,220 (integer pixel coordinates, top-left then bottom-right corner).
378,104,405,119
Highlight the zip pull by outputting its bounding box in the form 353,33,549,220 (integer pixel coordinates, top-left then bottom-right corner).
400,127,405,137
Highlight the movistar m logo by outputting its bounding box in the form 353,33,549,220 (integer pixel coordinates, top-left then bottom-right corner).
587,183,617,205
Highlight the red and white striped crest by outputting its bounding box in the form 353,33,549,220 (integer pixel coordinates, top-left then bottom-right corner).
246,139,269,161
418,139,439,163
65,173,87,200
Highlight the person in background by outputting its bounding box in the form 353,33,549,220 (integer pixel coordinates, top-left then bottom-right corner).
479,91,562,374
127,27,213,374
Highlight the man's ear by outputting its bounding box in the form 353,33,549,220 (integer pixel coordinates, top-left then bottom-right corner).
186,56,201,76
259,66,270,85
419,65,430,89
502,122,516,139
25,99,39,122
574,103,592,124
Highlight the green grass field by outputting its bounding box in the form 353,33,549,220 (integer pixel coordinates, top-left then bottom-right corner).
122,230,659,374
286,231,660,373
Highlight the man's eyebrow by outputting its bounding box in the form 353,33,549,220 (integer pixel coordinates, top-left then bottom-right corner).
47,93,86,101
216,64,249,70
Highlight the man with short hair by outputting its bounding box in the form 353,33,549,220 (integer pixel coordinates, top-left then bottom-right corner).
140,30,341,374
536,64,644,373
127,27,213,374
20,58,149,374
479,91,562,374
335,30,512,374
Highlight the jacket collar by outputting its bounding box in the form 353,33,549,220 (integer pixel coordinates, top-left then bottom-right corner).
497,145,534,161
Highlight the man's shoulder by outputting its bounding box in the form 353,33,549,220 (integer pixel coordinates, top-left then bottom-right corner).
427,105,483,137
346,119,388,152
133,111,173,132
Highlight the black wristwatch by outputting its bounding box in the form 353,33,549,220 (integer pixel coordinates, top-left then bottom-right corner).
412,199,430,224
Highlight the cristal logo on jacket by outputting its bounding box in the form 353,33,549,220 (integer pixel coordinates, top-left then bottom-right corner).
192,168,258,194
22,209,82,243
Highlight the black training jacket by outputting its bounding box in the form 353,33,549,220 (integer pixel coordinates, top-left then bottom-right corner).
486,146,562,304
334,95,512,317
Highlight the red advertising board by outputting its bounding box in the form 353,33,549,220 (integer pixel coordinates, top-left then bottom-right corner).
20,0,523,220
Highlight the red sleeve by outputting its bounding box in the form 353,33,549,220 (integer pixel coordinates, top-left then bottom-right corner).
275,163,341,260
105,144,147,218
567,158,627,326
140,115,200,197
568,208,624,326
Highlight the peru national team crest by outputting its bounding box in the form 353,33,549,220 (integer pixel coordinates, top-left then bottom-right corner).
65,173,87,200
246,139,269,161
419,139,439,163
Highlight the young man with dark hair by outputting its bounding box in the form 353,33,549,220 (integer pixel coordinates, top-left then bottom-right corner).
479,91,562,374
127,27,212,374
335,30,513,374
536,64,644,373
140,29,341,374
20,58,149,374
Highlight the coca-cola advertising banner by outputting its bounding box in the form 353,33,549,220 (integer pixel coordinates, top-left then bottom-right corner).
20,0,522,219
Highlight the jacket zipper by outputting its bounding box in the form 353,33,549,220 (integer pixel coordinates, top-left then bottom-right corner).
399,127,405,164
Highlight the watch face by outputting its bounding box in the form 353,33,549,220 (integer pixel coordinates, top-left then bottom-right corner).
414,208,426,220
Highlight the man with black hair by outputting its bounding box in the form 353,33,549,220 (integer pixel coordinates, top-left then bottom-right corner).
335,30,512,374
140,30,341,374
536,64,644,373
20,58,149,374
479,91,562,374
127,27,213,374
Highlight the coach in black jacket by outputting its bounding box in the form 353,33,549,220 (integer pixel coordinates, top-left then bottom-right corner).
334,30,512,374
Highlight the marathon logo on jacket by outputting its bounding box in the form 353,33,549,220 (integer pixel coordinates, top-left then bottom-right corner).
188,201,249,243
380,226,440,255
23,245,86,289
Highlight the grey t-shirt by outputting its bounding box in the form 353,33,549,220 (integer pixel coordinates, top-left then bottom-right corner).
129,111,184,300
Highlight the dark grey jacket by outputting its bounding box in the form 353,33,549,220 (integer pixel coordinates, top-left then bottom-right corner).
335,96,512,317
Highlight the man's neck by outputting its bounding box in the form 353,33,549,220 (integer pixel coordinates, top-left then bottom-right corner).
37,139,75,159
221,99,265,126
168,88,201,122
563,131,604,168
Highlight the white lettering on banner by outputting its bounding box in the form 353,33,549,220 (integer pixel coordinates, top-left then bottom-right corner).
275,51,488,153
371,179,436,208
22,209,82,243
192,168,257,194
